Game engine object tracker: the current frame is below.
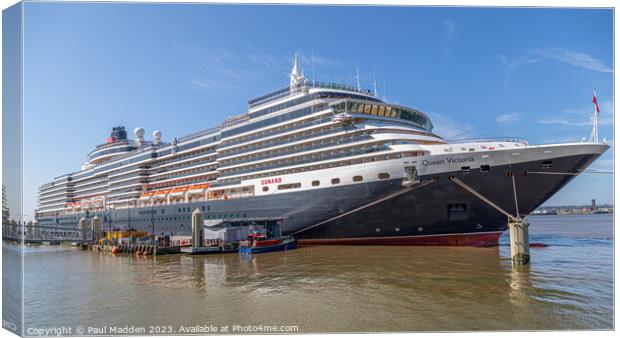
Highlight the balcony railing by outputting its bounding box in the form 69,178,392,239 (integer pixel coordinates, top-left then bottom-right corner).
220,143,390,177
220,124,342,159
221,134,372,168
447,137,529,145
221,115,334,149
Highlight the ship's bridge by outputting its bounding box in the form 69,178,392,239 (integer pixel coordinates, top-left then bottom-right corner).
247,81,379,110
330,98,434,132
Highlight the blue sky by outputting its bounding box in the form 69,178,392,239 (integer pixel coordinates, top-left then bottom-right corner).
18,3,613,220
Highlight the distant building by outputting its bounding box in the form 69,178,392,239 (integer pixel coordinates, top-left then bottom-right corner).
2,184,8,225
591,199,597,212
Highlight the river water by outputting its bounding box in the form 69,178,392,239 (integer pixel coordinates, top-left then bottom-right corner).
3,213,614,334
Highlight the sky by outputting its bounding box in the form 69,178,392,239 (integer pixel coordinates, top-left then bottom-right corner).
12,3,615,220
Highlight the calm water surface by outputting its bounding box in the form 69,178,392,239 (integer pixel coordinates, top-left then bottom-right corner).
5,213,614,333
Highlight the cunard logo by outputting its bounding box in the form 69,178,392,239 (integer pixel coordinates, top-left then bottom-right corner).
261,177,282,185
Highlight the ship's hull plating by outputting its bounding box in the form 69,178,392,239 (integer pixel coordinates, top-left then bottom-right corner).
296,152,601,245
37,150,603,247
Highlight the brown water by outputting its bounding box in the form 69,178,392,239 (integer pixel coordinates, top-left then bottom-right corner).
4,214,614,334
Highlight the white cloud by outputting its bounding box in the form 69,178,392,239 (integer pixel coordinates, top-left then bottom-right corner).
177,44,350,92
496,113,523,125
300,52,341,68
535,118,589,126
530,47,613,73
427,112,476,140
442,20,455,57
499,54,538,88
191,78,241,91
536,99,614,126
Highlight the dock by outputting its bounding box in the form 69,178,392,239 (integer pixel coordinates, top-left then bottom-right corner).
90,243,181,255
180,246,237,255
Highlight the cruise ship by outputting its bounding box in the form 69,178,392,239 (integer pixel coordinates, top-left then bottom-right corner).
35,55,609,246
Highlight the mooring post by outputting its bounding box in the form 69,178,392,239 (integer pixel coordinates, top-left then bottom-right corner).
91,216,102,243
449,176,531,266
191,208,204,248
79,217,89,242
509,217,530,265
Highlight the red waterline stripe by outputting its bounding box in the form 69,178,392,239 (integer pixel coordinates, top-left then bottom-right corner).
297,231,503,247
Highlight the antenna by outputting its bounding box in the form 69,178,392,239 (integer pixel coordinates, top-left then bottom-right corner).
311,47,315,86
591,89,600,143
355,67,361,91
373,66,378,97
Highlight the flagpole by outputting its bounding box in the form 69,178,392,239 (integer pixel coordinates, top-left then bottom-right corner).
591,89,599,143
594,103,598,143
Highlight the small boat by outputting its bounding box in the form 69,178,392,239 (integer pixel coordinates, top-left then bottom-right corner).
238,233,296,254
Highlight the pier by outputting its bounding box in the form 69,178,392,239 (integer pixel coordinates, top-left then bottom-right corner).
2,223,93,244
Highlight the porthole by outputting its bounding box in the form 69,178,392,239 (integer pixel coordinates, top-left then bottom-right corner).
262,186,269,192
418,226,423,232
331,178,341,185
353,175,363,182
312,180,320,186
375,228,381,233
395,227,400,232
378,173,390,180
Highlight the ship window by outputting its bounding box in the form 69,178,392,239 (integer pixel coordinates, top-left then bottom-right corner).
353,175,363,182
312,180,320,186
262,186,269,192
461,166,471,173
277,183,301,190
378,173,390,180
356,103,364,114
331,178,341,185
370,105,379,115
389,107,397,117
363,104,371,115
378,106,386,116
541,160,552,169
480,164,491,172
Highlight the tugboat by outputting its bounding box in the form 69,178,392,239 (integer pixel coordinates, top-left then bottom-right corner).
238,232,296,254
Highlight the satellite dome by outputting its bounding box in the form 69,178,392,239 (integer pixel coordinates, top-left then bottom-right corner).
134,127,145,139
152,130,162,145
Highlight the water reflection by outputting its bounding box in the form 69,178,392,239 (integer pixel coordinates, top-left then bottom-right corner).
11,214,614,332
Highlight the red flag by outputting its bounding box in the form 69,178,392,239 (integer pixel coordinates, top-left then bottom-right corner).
592,91,600,113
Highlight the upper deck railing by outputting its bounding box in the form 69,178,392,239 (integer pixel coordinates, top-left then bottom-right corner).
447,137,529,145
247,81,376,109
176,126,221,143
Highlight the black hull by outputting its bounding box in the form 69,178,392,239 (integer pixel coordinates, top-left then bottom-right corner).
297,152,601,244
